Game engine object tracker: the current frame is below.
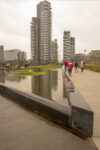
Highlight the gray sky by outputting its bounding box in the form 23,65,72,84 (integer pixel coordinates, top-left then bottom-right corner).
0,0,100,59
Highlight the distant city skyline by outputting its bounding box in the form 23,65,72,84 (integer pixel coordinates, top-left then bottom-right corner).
0,0,100,60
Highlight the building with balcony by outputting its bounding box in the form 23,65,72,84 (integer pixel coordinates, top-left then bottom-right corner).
18,51,27,62
51,39,58,63
30,17,38,64
63,31,75,61
31,0,52,64
4,49,27,63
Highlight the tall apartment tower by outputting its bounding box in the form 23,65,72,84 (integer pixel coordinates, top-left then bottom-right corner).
70,37,75,60
51,39,58,63
37,0,52,64
63,31,75,61
0,46,4,64
31,17,38,64
63,31,70,61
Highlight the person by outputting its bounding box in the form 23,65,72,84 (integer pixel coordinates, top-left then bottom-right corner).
81,61,85,72
6,63,10,69
74,61,78,73
25,63,30,69
65,61,67,71
67,59,73,76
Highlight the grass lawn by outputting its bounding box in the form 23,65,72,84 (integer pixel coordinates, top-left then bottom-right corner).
12,71,46,76
21,64,61,70
85,63,100,72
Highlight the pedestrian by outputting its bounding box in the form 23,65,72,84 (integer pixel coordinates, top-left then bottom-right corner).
65,61,67,71
74,61,78,73
81,61,85,72
67,59,73,76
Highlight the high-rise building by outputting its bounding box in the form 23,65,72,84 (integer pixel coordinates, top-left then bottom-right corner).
18,51,27,62
63,31,75,61
31,0,52,64
51,39,58,63
70,37,75,60
30,17,38,64
4,49,27,62
4,49,21,61
0,46,4,64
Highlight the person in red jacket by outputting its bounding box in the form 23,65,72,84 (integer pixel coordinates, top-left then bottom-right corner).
67,59,73,76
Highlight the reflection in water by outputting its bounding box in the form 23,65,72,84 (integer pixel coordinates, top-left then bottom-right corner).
1,69,68,105
0,70,5,83
5,76,26,82
31,69,68,105
63,80,68,98
0,70,26,83
32,70,58,100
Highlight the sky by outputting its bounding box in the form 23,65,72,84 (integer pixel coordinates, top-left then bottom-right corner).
0,0,100,60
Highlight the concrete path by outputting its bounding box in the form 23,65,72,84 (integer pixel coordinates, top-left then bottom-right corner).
0,95,97,150
69,69,100,150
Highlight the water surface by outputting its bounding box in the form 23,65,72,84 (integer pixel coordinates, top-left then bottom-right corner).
0,69,68,106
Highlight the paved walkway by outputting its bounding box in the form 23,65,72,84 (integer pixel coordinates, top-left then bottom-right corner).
0,95,97,150
68,69,100,150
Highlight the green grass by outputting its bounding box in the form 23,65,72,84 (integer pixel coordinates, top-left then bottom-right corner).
21,64,61,70
12,71,46,76
0,75,6,77
85,63,100,72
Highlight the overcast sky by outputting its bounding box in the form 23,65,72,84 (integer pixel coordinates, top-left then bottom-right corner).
0,0,100,59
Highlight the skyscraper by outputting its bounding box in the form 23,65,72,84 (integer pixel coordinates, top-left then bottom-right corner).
63,31,70,61
51,39,58,63
70,37,75,60
31,0,52,64
63,31,75,61
31,17,38,64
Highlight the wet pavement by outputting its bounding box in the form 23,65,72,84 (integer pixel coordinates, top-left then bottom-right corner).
0,95,97,150
68,69,100,150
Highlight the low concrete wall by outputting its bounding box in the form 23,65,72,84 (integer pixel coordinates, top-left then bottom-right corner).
63,71,93,137
0,83,71,127
70,89,93,137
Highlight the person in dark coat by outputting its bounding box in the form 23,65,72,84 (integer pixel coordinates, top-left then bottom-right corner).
74,62,78,73
65,62,67,71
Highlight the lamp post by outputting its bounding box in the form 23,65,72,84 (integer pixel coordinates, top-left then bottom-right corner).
84,50,87,62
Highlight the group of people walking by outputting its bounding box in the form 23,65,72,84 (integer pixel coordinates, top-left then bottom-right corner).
64,60,85,76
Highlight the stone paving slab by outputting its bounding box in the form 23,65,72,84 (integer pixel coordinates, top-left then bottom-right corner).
68,69,100,150
0,95,97,150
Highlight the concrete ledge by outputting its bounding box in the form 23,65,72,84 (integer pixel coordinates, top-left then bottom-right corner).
70,88,93,137
62,71,93,137
0,83,71,127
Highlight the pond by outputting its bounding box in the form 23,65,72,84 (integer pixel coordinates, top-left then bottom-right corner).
0,69,68,106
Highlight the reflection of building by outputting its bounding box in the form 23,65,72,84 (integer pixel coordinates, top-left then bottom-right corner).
31,0,52,64
63,31,75,61
63,80,68,98
4,49,27,62
0,70,5,83
5,76,26,82
0,46,4,64
32,71,58,100
51,39,58,63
